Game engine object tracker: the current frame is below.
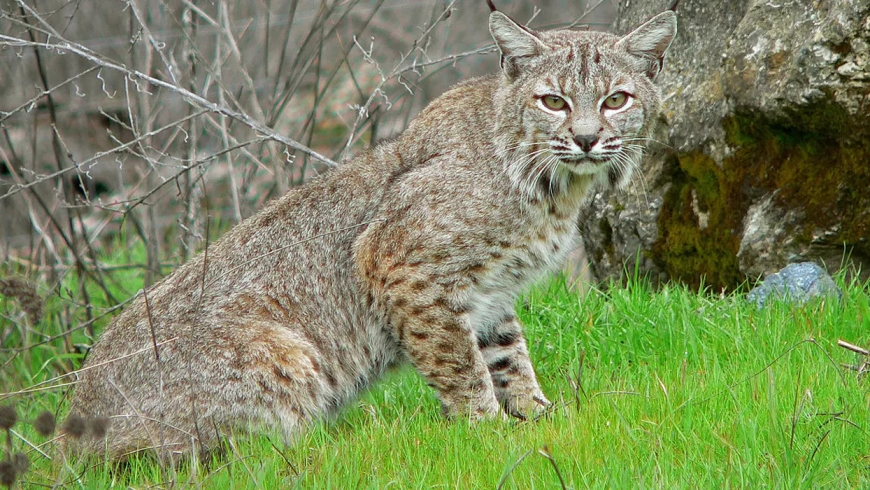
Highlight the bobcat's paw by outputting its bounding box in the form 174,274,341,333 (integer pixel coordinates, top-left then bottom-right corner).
504,393,552,421
441,393,502,421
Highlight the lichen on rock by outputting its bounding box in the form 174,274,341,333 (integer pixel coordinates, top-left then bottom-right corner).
747,262,842,309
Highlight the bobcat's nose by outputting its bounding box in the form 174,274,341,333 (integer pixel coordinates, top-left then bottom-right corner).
573,134,598,153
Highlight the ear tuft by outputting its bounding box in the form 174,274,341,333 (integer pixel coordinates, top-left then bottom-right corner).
489,12,547,78
616,10,677,80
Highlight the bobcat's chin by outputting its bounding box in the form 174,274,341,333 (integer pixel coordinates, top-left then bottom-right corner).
556,154,617,176
557,154,638,191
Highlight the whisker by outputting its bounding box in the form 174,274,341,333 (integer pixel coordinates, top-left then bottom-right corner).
525,154,550,199
612,148,649,207
622,137,672,150
507,147,552,199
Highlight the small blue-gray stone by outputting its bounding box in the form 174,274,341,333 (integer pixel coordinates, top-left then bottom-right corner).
747,262,842,309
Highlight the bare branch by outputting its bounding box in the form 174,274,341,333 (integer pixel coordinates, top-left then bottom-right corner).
838,340,870,357
0,34,339,168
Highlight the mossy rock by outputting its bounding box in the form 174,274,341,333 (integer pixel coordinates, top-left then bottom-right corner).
652,102,870,290
580,0,870,290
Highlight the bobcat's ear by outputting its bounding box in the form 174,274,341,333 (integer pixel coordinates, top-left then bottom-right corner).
489,12,548,79
615,10,677,80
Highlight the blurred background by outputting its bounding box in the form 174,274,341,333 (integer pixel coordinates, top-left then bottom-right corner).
0,0,616,282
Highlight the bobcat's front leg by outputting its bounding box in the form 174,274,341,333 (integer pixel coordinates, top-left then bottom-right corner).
478,314,551,419
386,280,501,418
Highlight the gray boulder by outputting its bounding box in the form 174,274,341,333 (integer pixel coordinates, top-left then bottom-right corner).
579,0,870,290
747,262,842,309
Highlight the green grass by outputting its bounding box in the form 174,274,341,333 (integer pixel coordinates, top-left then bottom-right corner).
1,259,869,488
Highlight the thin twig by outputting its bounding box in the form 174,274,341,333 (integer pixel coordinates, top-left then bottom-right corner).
0,35,339,168
837,339,869,356
538,445,568,490
342,0,458,158
496,448,533,490
0,338,178,400
0,109,208,200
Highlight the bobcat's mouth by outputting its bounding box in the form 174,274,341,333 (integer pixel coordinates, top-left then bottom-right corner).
553,153,613,175
554,149,638,190
556,154,608,164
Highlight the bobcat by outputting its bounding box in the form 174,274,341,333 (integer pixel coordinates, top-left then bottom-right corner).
69,6,676,458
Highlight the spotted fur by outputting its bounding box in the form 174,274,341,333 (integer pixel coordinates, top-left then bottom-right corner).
69,8,676,458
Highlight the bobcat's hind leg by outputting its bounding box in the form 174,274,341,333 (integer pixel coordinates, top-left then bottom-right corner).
477,315,551,419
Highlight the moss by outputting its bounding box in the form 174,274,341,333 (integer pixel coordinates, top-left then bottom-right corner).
653,151,743,291
653,100,870,291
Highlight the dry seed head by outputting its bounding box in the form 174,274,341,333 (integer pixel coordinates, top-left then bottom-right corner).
0,277,44,325
0,406,17,430
33,411,56,437
61,414,86,439
88,417,110,440
0,460,15,487
11,453,28,475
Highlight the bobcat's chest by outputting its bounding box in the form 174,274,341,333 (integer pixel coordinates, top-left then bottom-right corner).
505,214,576,284
461,198,581,332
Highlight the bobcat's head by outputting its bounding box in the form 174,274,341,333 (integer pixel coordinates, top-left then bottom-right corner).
490,9,676,199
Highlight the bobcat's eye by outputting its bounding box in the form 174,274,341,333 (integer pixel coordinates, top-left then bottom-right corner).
603,92,629,110
541,95,567,111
